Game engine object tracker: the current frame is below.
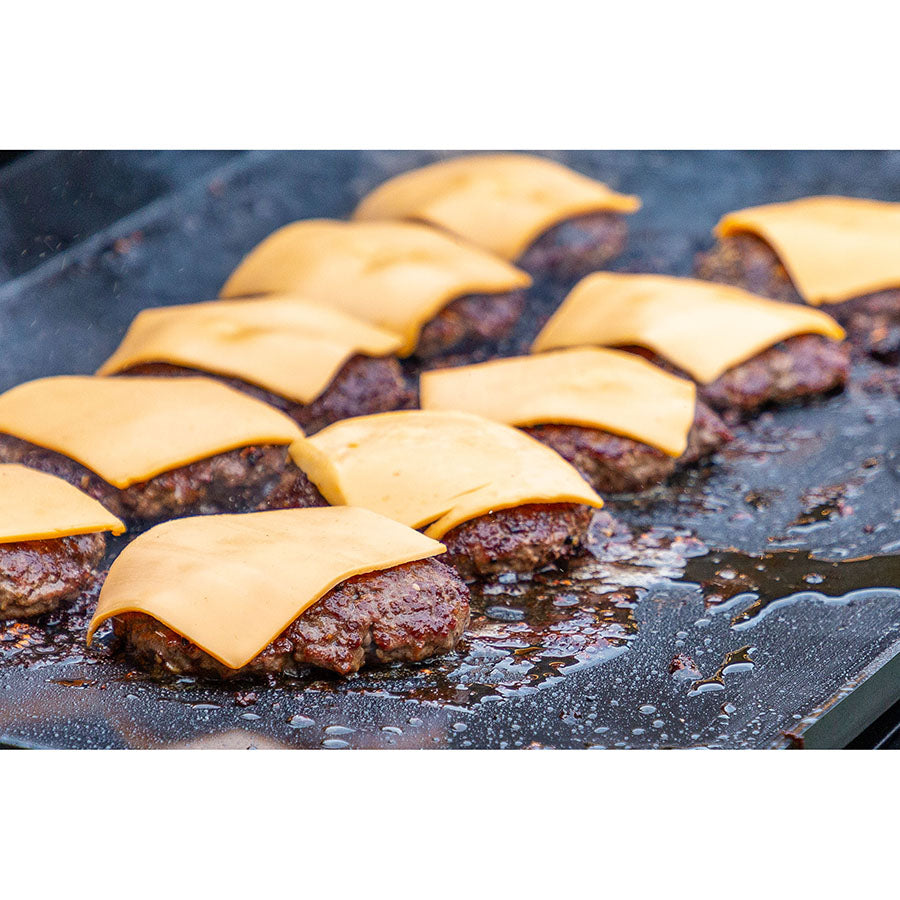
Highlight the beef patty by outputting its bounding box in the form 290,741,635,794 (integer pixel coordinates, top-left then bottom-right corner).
110,557,470,679
0,532,106,619
414,290,527,360
522,402,732,494
119,354,416,435
625,335,850,418
440,502,596,581
696,232,900,363
0,434,326,526
517,212,628,281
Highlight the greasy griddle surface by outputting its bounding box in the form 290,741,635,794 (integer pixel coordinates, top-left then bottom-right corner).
1,151,899,749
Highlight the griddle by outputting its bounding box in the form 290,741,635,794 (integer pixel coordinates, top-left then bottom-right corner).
1,150,898,749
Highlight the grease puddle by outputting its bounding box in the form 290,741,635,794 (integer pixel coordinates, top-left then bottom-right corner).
683,548,900,629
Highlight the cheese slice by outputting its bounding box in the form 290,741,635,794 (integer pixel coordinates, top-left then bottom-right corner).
219,219,531,355
86,507,445,669
0,376,303,489
291,410,603,539
532,273,846,384
717,196,900,305
0,464,124,542
353,153,641,261
420,348,696,457
97,296,403,403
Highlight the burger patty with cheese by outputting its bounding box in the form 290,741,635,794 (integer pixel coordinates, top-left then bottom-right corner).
0,377,326,526
88,508,470,678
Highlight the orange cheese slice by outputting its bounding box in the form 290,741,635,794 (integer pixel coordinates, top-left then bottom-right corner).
531,273,846,384
353,153,641,261
717,196,900,305
420,348,696,457
86,507,445,669
97,296,403,403
0,464,124,542
0,376,303,489
219,219,531,355
291,410,603,539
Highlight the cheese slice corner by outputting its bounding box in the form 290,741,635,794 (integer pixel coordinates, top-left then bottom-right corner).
420,348,696,457
219,219,531,355
86,506,446,669
532,272,845,383
354,153,641,260
0,376,303,488
292,410,603,539
0,464,124,543
716,196,900,305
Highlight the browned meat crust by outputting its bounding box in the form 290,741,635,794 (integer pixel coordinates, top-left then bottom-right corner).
0,435,325,526
110,558,470,679
0,532,105,619
440,502,596,581
414,290,526,359
696,334,850,414
119,354,416,435
522,402,732,494
517,211,628,280
696,232,900,363
624,334,850,417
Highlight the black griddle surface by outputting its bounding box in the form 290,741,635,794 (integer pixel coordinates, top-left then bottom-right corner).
0,151,898,749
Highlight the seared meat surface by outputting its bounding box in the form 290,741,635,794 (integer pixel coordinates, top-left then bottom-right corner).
0,435,325,525
696,335,850,415
523,402,732,494
696,232,900,363
625,335,850,418
120,354,416,435
415,290,526,359
517,212,628,280
441,502,596,581
0,532,105,619
111,558,470,679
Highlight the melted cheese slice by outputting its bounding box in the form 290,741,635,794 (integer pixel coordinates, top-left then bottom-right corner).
717,196,900,305
532,273,846,384
86,507,445,669
219,219,531,355
0,376,303,489
354,153,641,261
291,410,603,539
420,348,696,457
97,296,403,403
0,464,124,542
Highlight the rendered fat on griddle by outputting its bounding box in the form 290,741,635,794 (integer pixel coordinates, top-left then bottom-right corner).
290,410,603,539
0,376,303,488
98,296,404,404
353,153,641,261
0,464,124,542
716,196,900,305
420,347,697,457
532,273,846,384
219,219,531,355
86,507,446,669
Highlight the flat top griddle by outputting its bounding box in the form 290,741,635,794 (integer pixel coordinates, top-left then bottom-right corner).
0,151,898,749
